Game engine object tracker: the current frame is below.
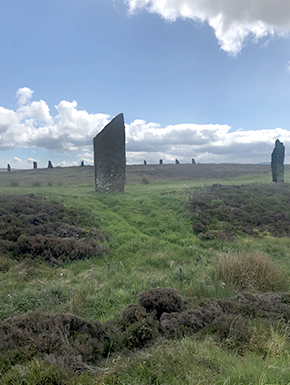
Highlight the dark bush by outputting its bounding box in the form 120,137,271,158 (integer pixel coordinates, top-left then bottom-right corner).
188,183,290,239
0,194,108,264
138,287,185,319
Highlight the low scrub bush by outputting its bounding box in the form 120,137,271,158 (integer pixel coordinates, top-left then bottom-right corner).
0,194,108,264
216,251,289,292
188,183,290,239
138,287,185,319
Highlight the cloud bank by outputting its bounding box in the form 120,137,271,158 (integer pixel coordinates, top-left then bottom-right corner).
123,0,290,55
1,87,290,166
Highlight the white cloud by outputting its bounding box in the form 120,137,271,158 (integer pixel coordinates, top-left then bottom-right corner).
123,0,290,55
1,87,290,165
16,87,34,105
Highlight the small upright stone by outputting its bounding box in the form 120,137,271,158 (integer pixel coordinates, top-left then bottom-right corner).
159,159,163,165
144,160,147,165
48,160,53,169
271,139,285,182
93,113,126,193
33,161,37,169
80,161,84,167
7,164,11,172
175,159,180,164
192,158,196,164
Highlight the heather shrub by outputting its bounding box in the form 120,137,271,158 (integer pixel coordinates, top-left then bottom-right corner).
188,183,290,239
0,194,108,264
138,287,185,319
216,251,289,292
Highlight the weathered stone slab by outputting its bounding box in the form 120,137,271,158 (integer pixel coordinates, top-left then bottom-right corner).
144,160,147,165
159,159,163,165
93,113,126,193
175,159,180,164
48,160,53,169
271,139,285,182
33,161,37,169
7,164,11,172
192,158,196,164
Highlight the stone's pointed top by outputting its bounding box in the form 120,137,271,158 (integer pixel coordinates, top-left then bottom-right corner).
275,139,284,147
95,113,125,140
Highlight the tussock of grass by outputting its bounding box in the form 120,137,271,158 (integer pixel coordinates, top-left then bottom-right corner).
216,251,288,292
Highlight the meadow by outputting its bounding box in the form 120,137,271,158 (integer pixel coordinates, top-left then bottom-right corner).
1,163,290,384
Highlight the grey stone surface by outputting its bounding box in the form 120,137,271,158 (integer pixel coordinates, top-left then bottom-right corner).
33,161,37,169
7,164,11,172
93,113,126,193
144,160,147,165
192,158,196,164
48,160,53,169
80,161,84,167
175,159,180,164
271,139,285,182
159,159,163,165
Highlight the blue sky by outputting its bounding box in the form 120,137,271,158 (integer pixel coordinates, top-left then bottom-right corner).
1,0,290,168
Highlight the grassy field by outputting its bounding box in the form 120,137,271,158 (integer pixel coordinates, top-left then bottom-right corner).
1,164,290,384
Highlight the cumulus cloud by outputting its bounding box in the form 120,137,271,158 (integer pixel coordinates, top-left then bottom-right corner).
1,87,290,165
16,87,34,105
126,121,290,164
123,0,290,55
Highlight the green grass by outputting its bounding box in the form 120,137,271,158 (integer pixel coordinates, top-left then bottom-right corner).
1,165,290,383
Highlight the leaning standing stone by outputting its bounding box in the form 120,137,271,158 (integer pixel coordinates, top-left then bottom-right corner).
93,113,126,193
271,139,285,182
48,160,53,169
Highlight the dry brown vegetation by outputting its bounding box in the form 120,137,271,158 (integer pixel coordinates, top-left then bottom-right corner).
188,183,290,239
0,194,108,265
2,287,290,375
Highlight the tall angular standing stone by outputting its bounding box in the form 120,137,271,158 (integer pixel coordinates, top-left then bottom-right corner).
33,161,37,169
48,160,53,169
271,139,285,182
175,159,180,164
93,113,126,192
159,159,163,165
7,164,11,172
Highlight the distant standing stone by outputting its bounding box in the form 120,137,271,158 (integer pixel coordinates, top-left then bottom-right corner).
144,160,147,165
80,161,84,167
7,164,11,172
33,161,37,169
175,159,180,164
48,160,53,169
93,113,126,193
271,139,285,182
159,159,163,165
192,158,196,164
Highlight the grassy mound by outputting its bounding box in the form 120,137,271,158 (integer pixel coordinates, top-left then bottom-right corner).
2,288,290,380
188,183,290,239
0,194,108,265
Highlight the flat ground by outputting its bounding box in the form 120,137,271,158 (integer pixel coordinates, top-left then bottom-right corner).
0,163,286,186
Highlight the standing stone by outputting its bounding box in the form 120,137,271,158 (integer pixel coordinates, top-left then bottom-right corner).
159,159,163,165
48,160,53,169
80,161,84,167
192,158,196,164
33,161,37,169
175,159,180,164
7,164,11,172
144,160,147,165
93,113,126,193
271,139,285,182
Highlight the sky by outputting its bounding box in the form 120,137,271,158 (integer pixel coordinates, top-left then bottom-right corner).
1,0,290,168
